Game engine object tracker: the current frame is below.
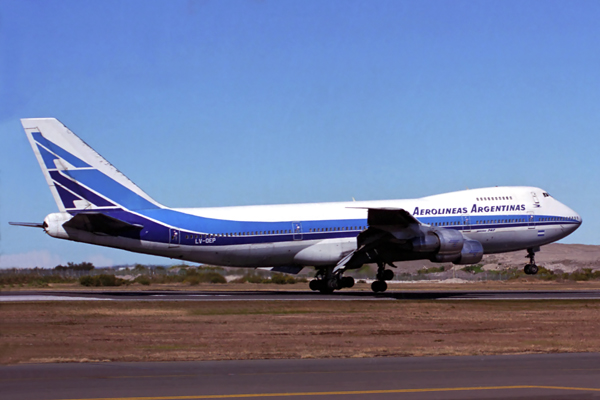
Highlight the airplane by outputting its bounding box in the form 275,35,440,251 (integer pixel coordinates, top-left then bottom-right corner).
11,118,582,293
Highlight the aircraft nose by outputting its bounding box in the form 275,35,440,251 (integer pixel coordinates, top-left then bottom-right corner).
565,209,582,234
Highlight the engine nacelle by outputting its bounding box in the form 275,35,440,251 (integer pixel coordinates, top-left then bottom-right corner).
434,253,461,263
412,228,464,254
434,229,464,255
43,212,72,239
411,231,440,252
413,229,481,264
452,239,484,265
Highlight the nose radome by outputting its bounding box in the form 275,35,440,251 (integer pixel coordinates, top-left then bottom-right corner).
565,208,582,234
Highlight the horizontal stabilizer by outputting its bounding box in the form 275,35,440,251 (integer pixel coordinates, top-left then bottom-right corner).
9,222,45,228
63,213,143,236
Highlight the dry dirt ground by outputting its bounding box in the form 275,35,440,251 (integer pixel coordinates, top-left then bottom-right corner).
2,299,600,365
7,278,600,292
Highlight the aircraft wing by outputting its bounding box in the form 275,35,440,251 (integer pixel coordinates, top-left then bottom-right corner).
63,212,143,236
361,207,421,239
334,207,422,272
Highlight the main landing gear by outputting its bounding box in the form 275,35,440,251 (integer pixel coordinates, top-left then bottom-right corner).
309,269,354,294
371,262,394,293
524,247,540,275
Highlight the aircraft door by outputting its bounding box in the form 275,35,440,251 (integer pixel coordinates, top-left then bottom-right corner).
292,222,303,240
461,215,471,232
527,212,535,229
169,228,180,247
531,192,540,208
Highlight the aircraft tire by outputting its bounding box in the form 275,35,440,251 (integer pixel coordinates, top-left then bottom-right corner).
524,264,531,275
342,276,355,288
309,280,321,291
371,280,387,293
382,269,394,281
319,285,334,294
529,264,539,275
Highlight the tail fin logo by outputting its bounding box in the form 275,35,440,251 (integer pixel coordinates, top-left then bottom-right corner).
22,118,161,212
32,131,114,210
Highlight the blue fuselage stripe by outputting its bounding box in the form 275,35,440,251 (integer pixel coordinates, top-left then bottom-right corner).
73,208,580,247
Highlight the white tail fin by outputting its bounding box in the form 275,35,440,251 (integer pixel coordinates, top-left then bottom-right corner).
21,118,162,212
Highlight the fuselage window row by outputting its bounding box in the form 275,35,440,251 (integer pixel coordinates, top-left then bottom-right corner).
182,226,373,240
475,196,514,201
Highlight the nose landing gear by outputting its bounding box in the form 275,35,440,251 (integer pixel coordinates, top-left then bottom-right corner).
524,247,540,275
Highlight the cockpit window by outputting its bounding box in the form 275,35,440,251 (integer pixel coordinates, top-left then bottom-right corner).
543,192,551,197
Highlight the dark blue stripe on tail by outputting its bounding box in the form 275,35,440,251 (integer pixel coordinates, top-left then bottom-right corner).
50,171,115,208
55,185,81,209
61,169,158,210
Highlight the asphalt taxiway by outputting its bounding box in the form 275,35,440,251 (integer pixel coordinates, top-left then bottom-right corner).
2,353,600,400
3,289,600,301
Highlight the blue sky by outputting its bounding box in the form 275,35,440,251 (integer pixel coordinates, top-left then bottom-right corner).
1,0,598,268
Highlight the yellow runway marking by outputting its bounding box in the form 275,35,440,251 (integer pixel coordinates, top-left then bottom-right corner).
55,385,600,400
107,375,198,379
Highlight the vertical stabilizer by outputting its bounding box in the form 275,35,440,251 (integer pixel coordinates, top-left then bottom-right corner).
21,118,162,212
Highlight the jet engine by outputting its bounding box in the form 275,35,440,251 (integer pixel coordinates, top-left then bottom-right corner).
411,228,483,265
452,239,484,265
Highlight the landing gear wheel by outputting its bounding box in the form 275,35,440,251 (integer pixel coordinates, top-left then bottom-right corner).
341,276,355,288
319,285,334,294
524,264,539,275
524,248,540,275
371,280,387,293
381,269,394,281
309,279,321,291
529,264,539,275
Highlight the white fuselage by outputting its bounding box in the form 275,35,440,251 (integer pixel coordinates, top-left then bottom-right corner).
51,186,581,269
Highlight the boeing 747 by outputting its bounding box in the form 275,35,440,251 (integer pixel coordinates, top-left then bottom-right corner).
11,118,582,293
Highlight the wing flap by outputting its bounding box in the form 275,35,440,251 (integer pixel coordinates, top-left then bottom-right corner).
363,208,421,241
334,207,422,273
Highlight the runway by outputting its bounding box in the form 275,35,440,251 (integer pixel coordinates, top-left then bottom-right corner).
2,353,600,400
3,289,600,301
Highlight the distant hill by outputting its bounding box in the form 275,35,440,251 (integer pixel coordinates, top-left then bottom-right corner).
355,243,600,274
487,243,600,273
